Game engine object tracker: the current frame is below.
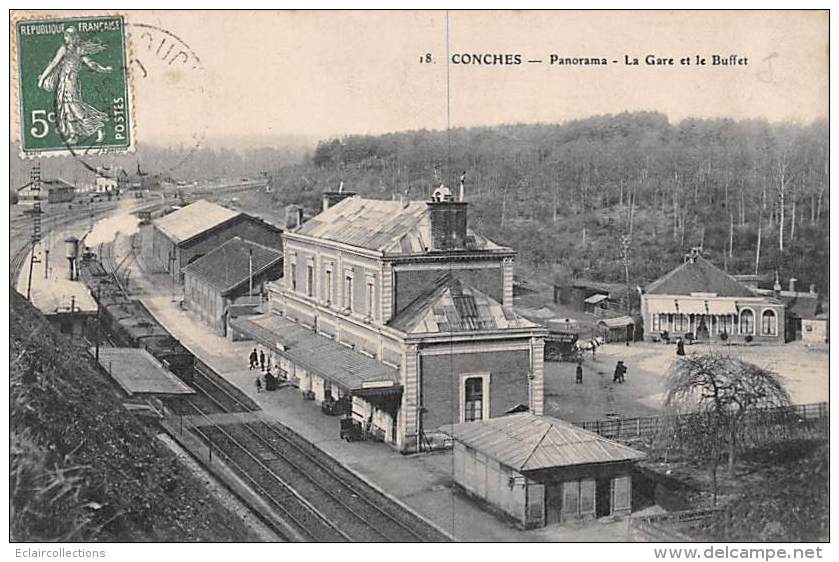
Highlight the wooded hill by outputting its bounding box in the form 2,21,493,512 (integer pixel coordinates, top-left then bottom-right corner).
267,112,829,294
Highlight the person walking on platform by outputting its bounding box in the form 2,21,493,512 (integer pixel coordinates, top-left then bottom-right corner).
249,348,258,370
259,350,266,371
575,361,584,384
676,337,686,356
255,376,263,393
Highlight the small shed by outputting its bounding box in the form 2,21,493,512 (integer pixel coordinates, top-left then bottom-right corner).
183,237,283,336
597,316,636,342
441,413,645,528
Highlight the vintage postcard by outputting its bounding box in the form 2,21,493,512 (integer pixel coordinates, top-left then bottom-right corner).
7,9,829,552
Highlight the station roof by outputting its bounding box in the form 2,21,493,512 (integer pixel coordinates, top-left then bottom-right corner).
441,413,645,473
153,200,240,245
388,274,538,334
183,237,282,296
231,313,400,392
295,196,506,255
646,256,756,298
96,347,194,396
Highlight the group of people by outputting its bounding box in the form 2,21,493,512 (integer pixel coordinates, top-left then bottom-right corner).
573,359,628,384
249,348,280,393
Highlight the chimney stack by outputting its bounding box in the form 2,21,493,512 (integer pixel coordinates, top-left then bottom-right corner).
788,277,797,293
427,184,468,251
773,271,782,296
297,207,304,228
322,189,356,212
810,284,816,295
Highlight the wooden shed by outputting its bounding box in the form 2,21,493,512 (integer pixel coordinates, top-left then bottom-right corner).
441,413,645,528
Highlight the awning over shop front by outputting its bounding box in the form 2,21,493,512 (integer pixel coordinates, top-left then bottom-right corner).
231,313,400,393
706,300,738,315
674,300,707,315
584,293,609,304
648,298,738,316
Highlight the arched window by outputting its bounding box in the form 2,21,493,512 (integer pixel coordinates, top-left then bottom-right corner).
762,309,777,336
739,309,754,335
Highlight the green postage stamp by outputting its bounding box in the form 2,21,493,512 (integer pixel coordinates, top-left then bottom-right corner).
15,15,133,156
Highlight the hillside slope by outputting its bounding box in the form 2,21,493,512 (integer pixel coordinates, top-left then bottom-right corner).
9,289,258,542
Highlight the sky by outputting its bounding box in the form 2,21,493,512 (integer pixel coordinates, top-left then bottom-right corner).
13,10,829,147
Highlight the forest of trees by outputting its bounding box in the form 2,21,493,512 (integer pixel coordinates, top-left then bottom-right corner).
269,112,829,293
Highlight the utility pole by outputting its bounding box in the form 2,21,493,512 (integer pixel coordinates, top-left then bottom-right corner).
248,248,253,297
620,234,632,314
26,163,43,301
95,286,101,361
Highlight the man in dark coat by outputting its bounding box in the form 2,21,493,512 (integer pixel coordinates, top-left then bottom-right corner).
676,337,686,356
259,350,266,371
575,361,584,384
249,348,258,369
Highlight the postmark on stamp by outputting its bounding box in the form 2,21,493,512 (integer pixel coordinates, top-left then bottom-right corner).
15,15,133,156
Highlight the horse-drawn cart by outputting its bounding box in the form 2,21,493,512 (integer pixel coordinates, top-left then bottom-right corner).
545,331,582,362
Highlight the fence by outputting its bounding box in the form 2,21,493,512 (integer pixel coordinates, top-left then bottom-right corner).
629,507,721,542
575,402,829,442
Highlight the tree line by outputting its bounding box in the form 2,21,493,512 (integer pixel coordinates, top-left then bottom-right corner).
288,112,828,293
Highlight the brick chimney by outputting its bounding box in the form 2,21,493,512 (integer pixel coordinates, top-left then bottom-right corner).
788,277,797,293
427,184,467,251
322,190,356,212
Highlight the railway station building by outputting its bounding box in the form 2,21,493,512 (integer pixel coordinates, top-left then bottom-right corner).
641,248,786,343
149,199,283,283
441,413,645,528
183,237,283,336
232,188,547,453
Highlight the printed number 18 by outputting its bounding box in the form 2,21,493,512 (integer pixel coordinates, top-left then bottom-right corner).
30,109,56,139
420,53,433,63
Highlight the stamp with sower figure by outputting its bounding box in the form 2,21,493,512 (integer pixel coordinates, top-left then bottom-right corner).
15,15,133,156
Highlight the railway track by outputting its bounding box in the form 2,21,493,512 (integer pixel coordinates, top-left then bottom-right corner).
183,364,448,542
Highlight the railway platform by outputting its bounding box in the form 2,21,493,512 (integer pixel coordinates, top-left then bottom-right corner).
136,295,632,541
118,240,635,541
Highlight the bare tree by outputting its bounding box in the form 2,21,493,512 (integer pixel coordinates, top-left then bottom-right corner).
663,353,791,477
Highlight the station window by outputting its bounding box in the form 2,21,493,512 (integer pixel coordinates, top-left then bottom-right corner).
306,264,314,298
324,269,332,304
366,280,375,318
344,274,353,312
463,376,486,422
290,262,297,291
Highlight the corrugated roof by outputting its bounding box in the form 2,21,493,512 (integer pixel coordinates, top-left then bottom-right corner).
153,200,241,244
783,295,823,320
646,256,756,298
97,348,195,396
388,274,538,334
230,313,400,391
598,316,634,328
295,196,505,255
182,237,282,295
440,413,645,472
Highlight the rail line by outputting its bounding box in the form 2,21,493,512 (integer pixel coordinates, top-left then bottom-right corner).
181,399,351,542
185,363,448,542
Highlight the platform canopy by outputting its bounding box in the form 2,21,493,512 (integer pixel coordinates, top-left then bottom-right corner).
441,413,645,473
231,313,400,393
96,347,194,397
